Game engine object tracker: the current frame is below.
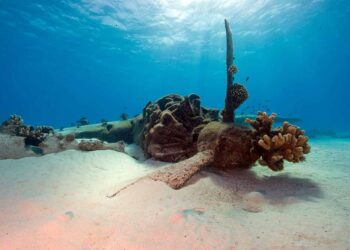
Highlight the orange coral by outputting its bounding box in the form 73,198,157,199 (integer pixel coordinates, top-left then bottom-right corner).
246,112,311,171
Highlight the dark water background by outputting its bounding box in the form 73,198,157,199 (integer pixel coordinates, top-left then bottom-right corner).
0,0,349,133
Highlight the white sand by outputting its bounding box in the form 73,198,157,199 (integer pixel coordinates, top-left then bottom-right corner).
0,139,350,249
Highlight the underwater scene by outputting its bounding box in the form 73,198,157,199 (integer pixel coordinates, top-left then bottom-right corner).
0,0,349,249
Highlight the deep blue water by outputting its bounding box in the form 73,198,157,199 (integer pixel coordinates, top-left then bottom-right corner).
0,0,349,133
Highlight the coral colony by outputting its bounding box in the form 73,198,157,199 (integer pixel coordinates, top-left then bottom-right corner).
0,20,310,190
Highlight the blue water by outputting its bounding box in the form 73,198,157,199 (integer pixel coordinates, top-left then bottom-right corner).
0,0,349,133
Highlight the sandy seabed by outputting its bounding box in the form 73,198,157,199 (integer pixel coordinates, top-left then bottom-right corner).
0,139,349,250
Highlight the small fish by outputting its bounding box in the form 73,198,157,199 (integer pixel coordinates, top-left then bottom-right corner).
77,117,89,126
120,113,129,121
101,119,108,127
28,145,44,155
246,76,250,82
64,211,74,220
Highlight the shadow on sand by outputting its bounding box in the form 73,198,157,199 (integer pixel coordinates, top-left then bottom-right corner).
189,166,323,206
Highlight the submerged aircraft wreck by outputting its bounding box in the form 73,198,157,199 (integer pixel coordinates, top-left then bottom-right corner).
0,20,310,191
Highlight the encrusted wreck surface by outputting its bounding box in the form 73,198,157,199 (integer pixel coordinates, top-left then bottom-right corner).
61,120,133,143
201,123,260,169
149,112,311,189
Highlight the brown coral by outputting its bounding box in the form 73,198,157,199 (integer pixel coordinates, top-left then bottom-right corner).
222,83,248,123
231,83,248,110
246,112,311,171
0,115,53,146
245,112,276,134
1,114,23,127
140,94,220,162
